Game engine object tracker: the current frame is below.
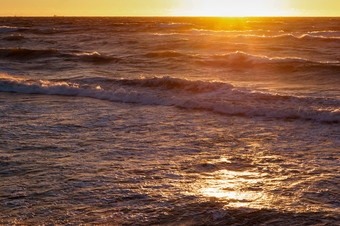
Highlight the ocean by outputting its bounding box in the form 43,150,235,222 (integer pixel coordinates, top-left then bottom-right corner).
0,17,339,225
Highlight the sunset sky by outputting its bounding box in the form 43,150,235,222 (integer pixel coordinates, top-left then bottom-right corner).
0,0,339,17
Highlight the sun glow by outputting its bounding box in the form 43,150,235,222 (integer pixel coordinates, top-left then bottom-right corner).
0,0,339,16
174,0,289,17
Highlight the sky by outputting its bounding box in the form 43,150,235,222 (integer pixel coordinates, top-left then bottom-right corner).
0,0,339,17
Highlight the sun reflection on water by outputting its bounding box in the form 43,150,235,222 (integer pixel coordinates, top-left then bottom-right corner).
193,166,271,208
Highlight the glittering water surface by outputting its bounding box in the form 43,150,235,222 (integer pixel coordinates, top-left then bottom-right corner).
0,17,339,225
1,93,338,225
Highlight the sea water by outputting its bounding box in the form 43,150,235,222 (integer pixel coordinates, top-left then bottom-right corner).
0,17,339,225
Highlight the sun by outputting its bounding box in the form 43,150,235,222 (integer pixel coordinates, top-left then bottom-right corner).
174,0,288,17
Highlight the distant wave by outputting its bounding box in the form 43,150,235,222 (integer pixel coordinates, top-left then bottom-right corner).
0,48,117,63
192,28,340,36
0,26,21,32
0,25,53,34
71,51,119,63
94,22,196,33
241,33,340,43
191,28,275,34
156,23,194,29
17,27,64,35
298,34,340,41
307,30,340,37
23,27,88,35
196,51,340,70
0,25,85,35
1,73,339,123
140,49,340,71
190,29,340,43
1,47,337,72
2,34,25,41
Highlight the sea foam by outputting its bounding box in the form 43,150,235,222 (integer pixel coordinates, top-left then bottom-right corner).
1,73,339,123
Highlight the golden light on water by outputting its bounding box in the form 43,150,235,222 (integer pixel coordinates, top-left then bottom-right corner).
197,169,268,208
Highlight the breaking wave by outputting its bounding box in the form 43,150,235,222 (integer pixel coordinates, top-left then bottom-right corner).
1,73,339,123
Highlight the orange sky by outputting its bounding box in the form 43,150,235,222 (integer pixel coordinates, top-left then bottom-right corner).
0,0,339,17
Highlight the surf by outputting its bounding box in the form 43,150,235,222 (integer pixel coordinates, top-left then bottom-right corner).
1,73,339,123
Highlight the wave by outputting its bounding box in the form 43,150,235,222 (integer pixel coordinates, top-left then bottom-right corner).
93,22,196,33
0,25,85,35
141,50,340,70
307,30,340,38
2,34,25,41
156,23,194,29
24,27,88,35
251,33,340,44
240,33,340,43
16,27,64,35
190,29,340,44
71,51,119,63
0,48,117,63
297,34,340,41
196,51,340,70
90,76,233,92
0,25,54,34
1,74,339,123
0,26,21,32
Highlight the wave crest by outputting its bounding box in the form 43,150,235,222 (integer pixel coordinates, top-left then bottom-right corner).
0,26,21,32
1,74,339,123
71,51,119,63
197,51,340,69
247,33,340,42
0,48,117,63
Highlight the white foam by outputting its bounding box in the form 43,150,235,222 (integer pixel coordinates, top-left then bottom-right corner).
1,74,339,123
157,23,193,29
209,51,337,66
307,30,340,38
